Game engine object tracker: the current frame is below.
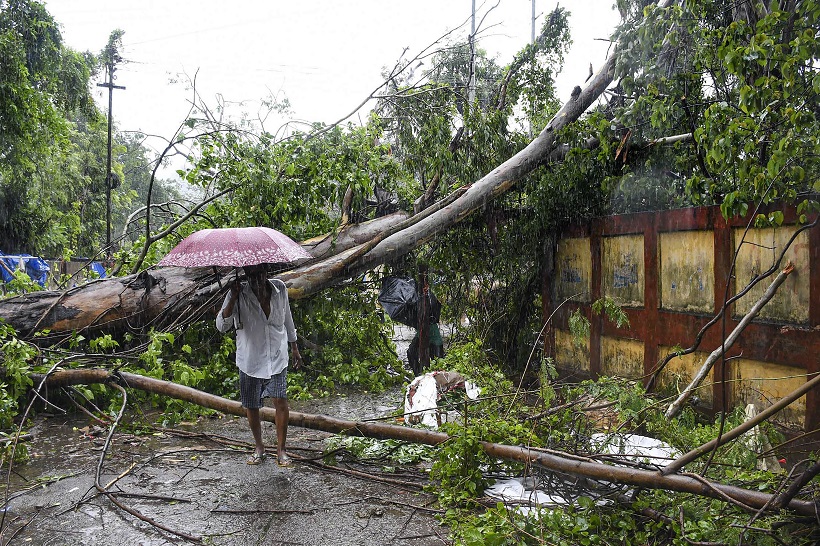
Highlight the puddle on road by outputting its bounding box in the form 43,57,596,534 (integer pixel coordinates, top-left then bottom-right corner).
2,380,446,546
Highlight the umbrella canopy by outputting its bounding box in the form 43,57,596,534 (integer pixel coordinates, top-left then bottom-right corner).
378,276,441,328
158,227,312,268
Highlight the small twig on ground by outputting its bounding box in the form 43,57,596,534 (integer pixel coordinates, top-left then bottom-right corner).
299,457,427,491
393,533,443,541
103,461,136,490
211,508,314,515
2,357,67,536
336,495,442,514
0,510,39,546
5,472,82,503
110,492,192,503
0,434,32,445
62,387,112,425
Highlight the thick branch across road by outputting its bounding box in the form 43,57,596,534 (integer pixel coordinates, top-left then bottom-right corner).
35,368,818,518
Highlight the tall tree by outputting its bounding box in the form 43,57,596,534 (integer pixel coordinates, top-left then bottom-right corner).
0,0,103,253
609,0,819,218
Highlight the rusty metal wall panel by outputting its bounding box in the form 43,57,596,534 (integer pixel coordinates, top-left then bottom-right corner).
547,204,819,431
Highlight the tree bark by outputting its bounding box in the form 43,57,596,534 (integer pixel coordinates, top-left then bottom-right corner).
300,211,409,260
34,368,819,517
0,213,408,339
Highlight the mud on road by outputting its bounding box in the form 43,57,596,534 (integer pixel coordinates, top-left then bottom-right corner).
3,329,449,545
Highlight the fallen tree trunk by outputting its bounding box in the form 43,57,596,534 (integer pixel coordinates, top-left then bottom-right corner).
281,58,620,299
0,213,410,339
34,368,818,517
299,211,410,259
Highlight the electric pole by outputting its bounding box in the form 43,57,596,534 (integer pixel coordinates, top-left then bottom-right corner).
97,60,125,260
468,0,476,105
532,0,536,45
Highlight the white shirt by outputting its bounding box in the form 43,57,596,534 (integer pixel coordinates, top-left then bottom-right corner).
216,278,297,379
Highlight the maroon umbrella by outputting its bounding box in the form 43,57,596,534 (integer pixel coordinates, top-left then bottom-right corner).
158,227,312,268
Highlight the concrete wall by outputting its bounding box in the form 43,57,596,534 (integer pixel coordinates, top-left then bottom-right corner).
545,205,819,431
659,231,714,313
733,226,811,323
554,237,591,303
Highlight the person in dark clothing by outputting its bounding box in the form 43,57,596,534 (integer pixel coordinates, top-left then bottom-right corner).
407,322,445,376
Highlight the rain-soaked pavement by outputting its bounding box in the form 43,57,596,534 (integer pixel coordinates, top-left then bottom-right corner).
3,326,449,545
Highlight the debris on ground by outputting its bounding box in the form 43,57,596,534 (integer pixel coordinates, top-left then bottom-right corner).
403,371,480,428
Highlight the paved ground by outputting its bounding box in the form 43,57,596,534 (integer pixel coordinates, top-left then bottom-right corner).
2,327,450,545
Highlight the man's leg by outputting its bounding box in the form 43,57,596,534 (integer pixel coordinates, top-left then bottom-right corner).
408,337,420,376
246,407,265,458
239,371,266,463
272,397,290,461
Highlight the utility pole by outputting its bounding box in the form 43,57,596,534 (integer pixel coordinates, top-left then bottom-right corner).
97,61,125,260
532,0,536,44
530,0,537,138
468,0,476,105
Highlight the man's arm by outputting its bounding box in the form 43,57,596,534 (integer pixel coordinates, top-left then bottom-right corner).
216,282,240,332
290,341,302,370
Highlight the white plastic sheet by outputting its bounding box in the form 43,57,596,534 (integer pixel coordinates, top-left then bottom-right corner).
403,371,480,428
485,433,680,513
484,478,570,514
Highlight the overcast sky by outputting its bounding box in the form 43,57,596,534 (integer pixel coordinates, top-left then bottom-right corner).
46,1,620,161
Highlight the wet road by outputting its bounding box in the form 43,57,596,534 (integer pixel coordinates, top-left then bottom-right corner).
3,327,448,545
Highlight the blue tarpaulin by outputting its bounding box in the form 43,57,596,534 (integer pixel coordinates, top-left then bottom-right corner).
0,253,106,287
0,253,50,287
90,261,107,278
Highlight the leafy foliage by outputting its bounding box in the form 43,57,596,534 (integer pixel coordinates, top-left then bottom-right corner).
0,2,175,259
324,435,435,466
611,0,820,218
423,364,814,545
291,285,406,398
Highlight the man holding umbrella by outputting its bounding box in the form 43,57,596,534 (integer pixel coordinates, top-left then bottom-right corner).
159,226,311,466
216,263,303,466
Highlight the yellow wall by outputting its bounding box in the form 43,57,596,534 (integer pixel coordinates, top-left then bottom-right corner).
659,231,714,313
554,328,590,373
733,226,810,324
601,336,644,379
602,235,644,307
656,347,714,406
555,238,591,303
728,358,807,428
552,218,814,427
